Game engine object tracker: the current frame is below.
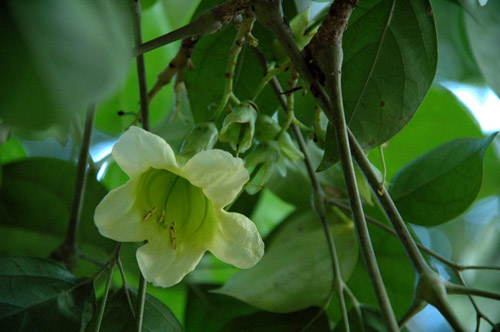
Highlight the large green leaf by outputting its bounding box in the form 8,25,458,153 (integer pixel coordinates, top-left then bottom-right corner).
0,158,115,259
215,210,359,313
0,0,131,137
463,0,500,97
368,86,483,180
336,205,415,320
95,4,177,135
342,0,437,149
430,0,482,83
184,284,256,332
0,256,95,332
88,287,183,332
390,134,496,226
220,308,330,332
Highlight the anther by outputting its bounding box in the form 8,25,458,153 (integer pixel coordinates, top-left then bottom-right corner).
169,222,177,250
143,207,157,221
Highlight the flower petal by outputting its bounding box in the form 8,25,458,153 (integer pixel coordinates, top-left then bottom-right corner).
180,150,249,208
112,126,178,178
136,237,206,287
208,210,264,269
94,179,150,242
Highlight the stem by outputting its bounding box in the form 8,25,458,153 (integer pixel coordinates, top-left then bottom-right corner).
446,282,500,301
305,1,399,329
251,61,291,100
279,69,299,136
131,0,150,131
68,104,96,246
94,262,116,332
135,0,250,55
51,103,96,270
254,46,350,332
117,256,135,318
135,274,148,332
212,9,255,121
348,130,437,274
453,270,500,332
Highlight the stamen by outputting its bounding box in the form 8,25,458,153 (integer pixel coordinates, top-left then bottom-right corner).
143,206,157,221
169,222,176,250
157,209,165,225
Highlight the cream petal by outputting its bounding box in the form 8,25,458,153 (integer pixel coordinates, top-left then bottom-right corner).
180,150,249,208
112,126,179,178
208,210,264,269
136,238,206,287
94,179,150,242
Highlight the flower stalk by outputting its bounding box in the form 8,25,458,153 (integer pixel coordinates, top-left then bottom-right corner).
212,9,256,121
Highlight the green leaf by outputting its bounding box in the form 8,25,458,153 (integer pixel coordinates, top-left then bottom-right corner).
184,23,278,123
0,136,27,165
0,158,115,260
90,286,183,332
184,284,256,332
215,210,359,313
333,305,409,332
430,0,482,83
368,86,483,181
462,0,500,97
390,134,497,226
0,0,131,136
337,205,414,320
0,256,95,332
342,0,437,149
95,4,177,135
101,161,129,191
220,308,330,332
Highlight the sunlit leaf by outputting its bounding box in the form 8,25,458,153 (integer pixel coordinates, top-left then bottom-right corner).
0,256,95,332
463,0,500,97
216,210,358,312
430,0,482,83
390,134,497,226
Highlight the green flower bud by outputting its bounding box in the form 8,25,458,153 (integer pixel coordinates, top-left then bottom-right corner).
180,122,218,156
219,101,257,153
278,132,304,161
254,114,281,142
245,141,280,195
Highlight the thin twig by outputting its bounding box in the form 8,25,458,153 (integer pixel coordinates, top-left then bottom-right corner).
253,46,350,332
135,275,148,332
131,0,150,131
117,256,136,318
212,9,256,121
50,103,96,270
94,262,116,332
135,0,250,55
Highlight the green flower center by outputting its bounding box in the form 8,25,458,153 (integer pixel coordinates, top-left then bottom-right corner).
138,168,216,248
